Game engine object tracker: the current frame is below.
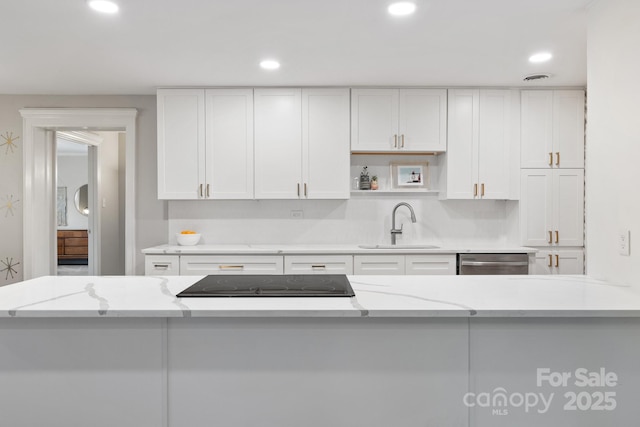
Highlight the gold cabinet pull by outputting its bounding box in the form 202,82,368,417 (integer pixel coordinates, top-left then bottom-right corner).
549,152,553,166
481,183,485,197
394,134,398,148
401,134,405,148
555,254,559,268
555,230,559,244
311,264,326,269
548,231,553,244
200,184,203,198
555,152,560,166
219,265,244,270
206,184,210,198
474,183,478,197
304,183,308,197
547,254,552,268
297,183,300,197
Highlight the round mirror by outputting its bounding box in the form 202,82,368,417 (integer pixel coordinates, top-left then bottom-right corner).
74,184,89,216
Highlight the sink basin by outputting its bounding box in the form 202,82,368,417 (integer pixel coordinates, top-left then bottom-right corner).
358,244,440,250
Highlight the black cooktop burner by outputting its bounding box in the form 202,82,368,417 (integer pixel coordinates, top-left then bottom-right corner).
176,274,355,297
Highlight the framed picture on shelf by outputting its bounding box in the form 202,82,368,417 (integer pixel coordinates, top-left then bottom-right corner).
390,161,429,189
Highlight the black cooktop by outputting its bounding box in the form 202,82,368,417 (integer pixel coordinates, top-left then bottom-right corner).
176,274,355,298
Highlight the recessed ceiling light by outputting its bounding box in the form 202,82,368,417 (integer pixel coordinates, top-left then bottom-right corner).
87,0,119,14
388,2,417,16
524,74,551,81
260,60,281,70
529,52,553,63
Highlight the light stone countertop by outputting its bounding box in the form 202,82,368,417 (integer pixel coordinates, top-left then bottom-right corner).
1,275,639,318
141,244,537,255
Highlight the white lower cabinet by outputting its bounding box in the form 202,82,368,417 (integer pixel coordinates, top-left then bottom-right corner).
145,255,180,276
530,249,584,275
179,255,284,275
405,255,457,275
354,255,405,275
284,255,353,275
146,253,458,276
354,254,457,275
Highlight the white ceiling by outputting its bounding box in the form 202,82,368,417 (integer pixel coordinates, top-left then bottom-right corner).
2,0,591,95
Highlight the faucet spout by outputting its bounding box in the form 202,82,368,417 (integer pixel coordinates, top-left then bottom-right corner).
390,202,417,245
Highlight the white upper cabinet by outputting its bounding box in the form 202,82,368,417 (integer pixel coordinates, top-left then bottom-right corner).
520,169,584,247
157,88,254,200
205,89,254,199
302,88,350,199
521,90,585,169
445,89,516,200
254,88,303,199
255,88,350,199
351,89,447,152
157,89,206,199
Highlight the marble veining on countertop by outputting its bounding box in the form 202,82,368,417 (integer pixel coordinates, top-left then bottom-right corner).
141,243,537,255
1,275,640,318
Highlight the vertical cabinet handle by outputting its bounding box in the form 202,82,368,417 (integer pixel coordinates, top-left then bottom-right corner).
556,152,560,166
481,183,485,197
555,230,559,244
206,184,210,198
200,184,203,198
297,183,300,197
304,183,308,197
394,134,398,148
548,231,553,244
474,183,478,197
401,134,405,148
547,254,552,268
549,152,553,166
555,254,560,268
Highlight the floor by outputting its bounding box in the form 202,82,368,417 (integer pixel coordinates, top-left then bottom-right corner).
57,265,89,276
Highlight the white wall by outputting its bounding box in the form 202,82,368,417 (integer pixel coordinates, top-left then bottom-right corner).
168,197,511,247
586,0,640,285
96,131,125,275
56,154,89,230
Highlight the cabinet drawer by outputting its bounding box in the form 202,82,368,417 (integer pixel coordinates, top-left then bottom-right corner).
145,255,180,276
180,255,284,275
284,255,353,275
405,255,456,275
354,255,405,275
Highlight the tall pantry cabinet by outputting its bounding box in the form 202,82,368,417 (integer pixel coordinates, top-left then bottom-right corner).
520,90,585,274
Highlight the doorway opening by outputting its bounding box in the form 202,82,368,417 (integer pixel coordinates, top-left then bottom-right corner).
54,131,125,276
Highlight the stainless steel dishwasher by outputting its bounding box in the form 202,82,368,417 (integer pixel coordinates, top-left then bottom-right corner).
457,253,529,275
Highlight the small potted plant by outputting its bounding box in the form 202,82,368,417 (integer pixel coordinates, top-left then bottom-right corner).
371,175,379,190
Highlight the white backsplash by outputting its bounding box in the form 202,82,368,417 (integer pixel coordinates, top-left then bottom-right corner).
168,196,515,247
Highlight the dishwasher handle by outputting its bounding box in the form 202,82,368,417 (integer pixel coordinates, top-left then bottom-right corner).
460,261,529,267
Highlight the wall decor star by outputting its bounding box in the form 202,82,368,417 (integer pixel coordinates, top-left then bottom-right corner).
0,194,20,217
1,257,20,281
0,131,20,155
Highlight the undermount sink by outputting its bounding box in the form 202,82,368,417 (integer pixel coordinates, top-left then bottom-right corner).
358,244,440,250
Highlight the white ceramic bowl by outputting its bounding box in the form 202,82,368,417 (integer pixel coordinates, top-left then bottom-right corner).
176,233,201,246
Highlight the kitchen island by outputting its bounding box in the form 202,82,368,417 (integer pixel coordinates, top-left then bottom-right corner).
1,275,639,426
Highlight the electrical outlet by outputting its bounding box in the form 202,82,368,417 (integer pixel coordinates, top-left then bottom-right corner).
619,230,630,256
290,210,304,219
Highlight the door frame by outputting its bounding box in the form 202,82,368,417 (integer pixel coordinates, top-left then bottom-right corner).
20,108,137,279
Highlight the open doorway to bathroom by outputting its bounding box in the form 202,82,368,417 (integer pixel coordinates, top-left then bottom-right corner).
56,134,90,275
54,131,125,276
